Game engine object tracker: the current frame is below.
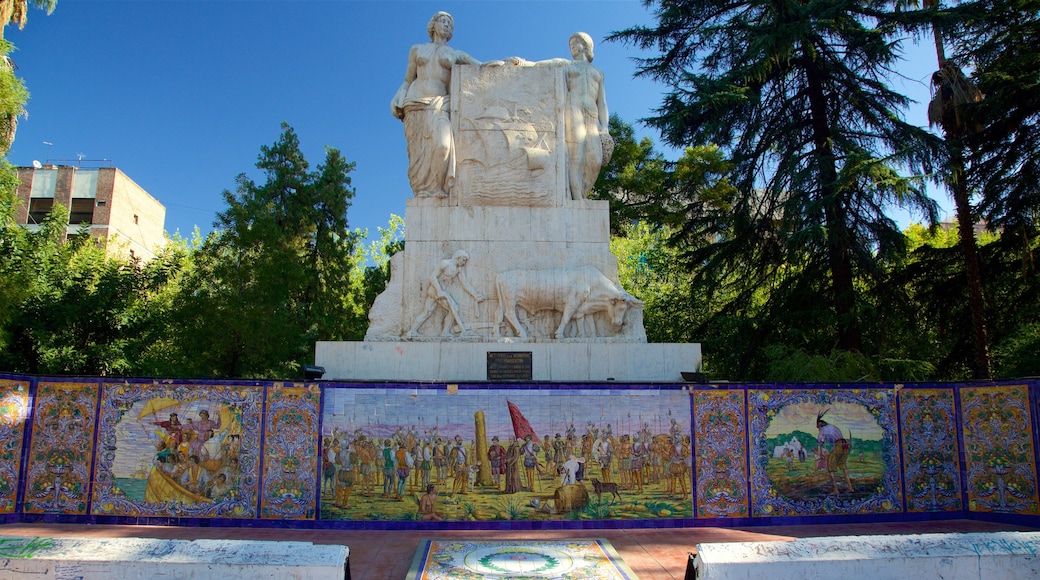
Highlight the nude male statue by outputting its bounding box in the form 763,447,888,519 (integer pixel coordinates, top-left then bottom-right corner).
407,250,485,337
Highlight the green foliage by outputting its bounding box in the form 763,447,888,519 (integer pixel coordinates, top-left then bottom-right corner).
591,115,670,234
0,197,162,375
163,123,363,379
953,0,1040,236
993,323,1040,377
611,0,940,354
886,223,1040,379
763,347,877,383
0,39,27,154
612,221,698,344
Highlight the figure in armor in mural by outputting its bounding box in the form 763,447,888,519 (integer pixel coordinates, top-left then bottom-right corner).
487,436,506,489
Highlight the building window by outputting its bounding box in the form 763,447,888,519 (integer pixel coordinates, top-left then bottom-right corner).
28,198,53,224
69,198,94,224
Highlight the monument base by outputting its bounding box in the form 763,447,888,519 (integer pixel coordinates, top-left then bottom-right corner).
315,341,700,382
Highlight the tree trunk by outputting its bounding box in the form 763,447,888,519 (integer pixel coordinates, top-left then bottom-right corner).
804,52,862,352
929,16,991,379
950,144,992,378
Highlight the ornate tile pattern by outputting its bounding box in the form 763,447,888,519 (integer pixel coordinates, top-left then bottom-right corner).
692,389,748,518
408,538,637,580
0,378,30,513
962,384,1040,514
23,382,99,515
899,387,962,512
260,384,321,519
748,388,903,517
90,382,263,518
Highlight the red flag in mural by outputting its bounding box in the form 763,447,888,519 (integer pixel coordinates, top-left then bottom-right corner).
507,400,539,442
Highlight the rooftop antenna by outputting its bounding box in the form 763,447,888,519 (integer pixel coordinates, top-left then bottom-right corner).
42,141,52,162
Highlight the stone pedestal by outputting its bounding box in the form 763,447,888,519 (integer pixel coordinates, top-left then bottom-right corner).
364,197,644,342
316,341,700,382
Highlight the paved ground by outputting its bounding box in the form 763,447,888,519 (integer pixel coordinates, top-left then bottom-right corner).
1,520,1036,579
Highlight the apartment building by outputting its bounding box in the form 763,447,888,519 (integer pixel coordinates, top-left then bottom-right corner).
13,165,166,261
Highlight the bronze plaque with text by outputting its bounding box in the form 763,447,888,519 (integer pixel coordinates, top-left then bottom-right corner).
487,351,533,381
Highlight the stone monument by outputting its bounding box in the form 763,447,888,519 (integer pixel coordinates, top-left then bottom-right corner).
316,13,700,381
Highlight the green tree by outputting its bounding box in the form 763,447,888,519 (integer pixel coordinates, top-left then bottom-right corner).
961,0,1040,378
167,124,362,379
612,221,698,344
0,0,55,151
0,40,27,155
892,0,1040,377
0,202,162,375
0,196,65,360
891,223,1039,379
591,115,670,234
918,0,992,378
958,0,1040,236
611,0,939,356
358,213,404,320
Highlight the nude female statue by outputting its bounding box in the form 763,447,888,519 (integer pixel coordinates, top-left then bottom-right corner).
515,32,611,200
391,12,484,197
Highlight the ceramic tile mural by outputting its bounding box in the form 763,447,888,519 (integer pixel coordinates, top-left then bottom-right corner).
90,382,263,518
23,381,99,515
0,378,30,513
899,387,962,512
319,386,692,522
962,384,1040,515
260,384,321,519
692,389,748,518
748,388,903,517
3,373,1040,529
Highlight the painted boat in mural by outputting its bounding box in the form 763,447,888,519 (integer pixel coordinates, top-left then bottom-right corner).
144,467,212,504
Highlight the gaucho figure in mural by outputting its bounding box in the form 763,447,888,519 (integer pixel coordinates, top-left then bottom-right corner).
816,410,855,495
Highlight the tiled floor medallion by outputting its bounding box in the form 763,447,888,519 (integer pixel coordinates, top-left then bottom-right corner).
408,538,637,579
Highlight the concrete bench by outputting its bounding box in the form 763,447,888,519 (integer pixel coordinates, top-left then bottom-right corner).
693,531,1040,580
0,535,349,579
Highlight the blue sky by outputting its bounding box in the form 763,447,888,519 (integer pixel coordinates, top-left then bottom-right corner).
7,1,944,241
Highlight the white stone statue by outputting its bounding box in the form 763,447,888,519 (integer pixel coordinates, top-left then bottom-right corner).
515,32,611,200
407,250,486,337
493,266,642,339
391,12,491,198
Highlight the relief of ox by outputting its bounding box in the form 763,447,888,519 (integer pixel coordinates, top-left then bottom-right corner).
493,266,643,339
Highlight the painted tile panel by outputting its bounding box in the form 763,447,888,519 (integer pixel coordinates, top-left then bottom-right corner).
319,385,692,522
748,388,903,517
962,384,1039,514
0,378,30,513
693,389,748,518
899,387,962,512
90,382,263,518
24,382,99,515
260,384,321,519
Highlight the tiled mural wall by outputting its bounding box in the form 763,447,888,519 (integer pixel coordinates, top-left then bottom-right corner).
1,375,1038,529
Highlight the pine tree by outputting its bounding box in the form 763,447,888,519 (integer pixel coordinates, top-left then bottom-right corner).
169,124,361,378
612,0,939,354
